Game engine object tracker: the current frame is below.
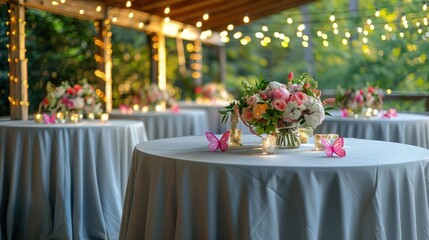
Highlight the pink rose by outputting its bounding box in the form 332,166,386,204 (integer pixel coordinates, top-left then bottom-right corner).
289,91,307,106
246,95,258,106
271,99,286,111
271,88,290,101
259,91,269,100
241,107,254,123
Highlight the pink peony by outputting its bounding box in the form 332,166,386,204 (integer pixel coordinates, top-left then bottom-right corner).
271,99,286,111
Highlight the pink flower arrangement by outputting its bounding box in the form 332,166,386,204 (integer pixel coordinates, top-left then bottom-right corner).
221,72,334,135
336,85,383,117
39,80,102,115
127,83,178,111
201,83,233,103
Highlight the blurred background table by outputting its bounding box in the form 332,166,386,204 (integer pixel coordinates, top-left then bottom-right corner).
314,111,429,148
0,120,147,239
110,109,209,140
178,101,252,135
120,135,429,240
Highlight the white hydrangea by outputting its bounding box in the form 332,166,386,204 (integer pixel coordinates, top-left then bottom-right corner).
268,81,282,90
302,96,325,128
283,101,302,120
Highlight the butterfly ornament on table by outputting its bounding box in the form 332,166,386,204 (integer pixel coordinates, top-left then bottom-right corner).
205,131,230,152
320,136,346,157
43,113,56,124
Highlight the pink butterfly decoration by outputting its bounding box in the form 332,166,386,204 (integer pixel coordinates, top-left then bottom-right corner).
383,108,397,119
43,113,56,124
321,136,346,157
205,131,230,152
340,108,348,118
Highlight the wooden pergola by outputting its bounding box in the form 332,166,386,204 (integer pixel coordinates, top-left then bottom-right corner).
2,0,315,120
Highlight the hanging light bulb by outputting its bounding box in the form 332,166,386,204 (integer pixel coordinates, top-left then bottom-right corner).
243,14,250,23
79,8,84,14
128,10,134,18
375,8,380,17
51,1,58,6
164,17,170,23
203,12,209,21
329,13,335,22
367,17,372,25
126,1,132,8
287,15,293,24
96,5,102,12
423,2,427,11
227,24,234,31
164,5,170,14
138,21,144,28
196,21,202,28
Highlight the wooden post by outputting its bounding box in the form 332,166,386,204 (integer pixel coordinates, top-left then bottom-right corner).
158,32,166,91
148,33,159,84
217,45,226,84
192,40,203,87
94,15,112,113
8,0,28,120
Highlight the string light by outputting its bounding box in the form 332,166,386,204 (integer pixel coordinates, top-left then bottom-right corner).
79,9,84,15
262,26,268,32
60,0,65,3
51,1,58,6
164,5,170,14
329,13,335,22
138,21,144,28
423,2,427,11
375,8,380,17
196,21,202,28
203,12,209,21
126,1,132,8
243,14,250,23
287,15,293,24
227,24,234,31
112,16,118,23
96,5,102,12
128,10,134,18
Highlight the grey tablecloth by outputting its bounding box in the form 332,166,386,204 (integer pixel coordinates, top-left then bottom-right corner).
0,120,147,239
110,109,209,140
120,135,429,240
315,112,429,148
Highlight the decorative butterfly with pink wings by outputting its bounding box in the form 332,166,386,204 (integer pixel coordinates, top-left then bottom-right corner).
320,136,346,157
43,113,56,124
205,131,230,152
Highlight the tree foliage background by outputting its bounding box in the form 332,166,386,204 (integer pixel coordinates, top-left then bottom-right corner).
1,0,428,116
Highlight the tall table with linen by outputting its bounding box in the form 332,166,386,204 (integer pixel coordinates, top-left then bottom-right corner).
0,120,148,239
120,135,429,240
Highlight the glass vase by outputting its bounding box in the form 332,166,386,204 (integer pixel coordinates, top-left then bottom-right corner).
276,127,300,149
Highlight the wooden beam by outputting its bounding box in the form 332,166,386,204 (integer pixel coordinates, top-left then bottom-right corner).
94,15,113,113
8,0,29,120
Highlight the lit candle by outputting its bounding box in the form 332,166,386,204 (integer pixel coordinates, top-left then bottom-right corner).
56,112,65,123
70,113,80,123
262,135,276,155
142,106,149,112
34,113,43,123
87,112,95,121
229,129,242,146
100,113,109,122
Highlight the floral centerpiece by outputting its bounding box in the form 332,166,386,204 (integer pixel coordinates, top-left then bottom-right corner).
198,83,233,104
122,83,178,112
335,85,383,118
221,72,334,149
38,80,103,121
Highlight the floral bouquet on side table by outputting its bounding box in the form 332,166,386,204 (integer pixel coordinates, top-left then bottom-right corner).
335,85,383,118
198,82,233,104
38,80,103,121
220,72,335,149
123,83,178,112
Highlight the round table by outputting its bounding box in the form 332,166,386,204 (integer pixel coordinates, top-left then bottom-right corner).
120,135,429,240
110,109,209,140
314,111,429,148
0,120,147,240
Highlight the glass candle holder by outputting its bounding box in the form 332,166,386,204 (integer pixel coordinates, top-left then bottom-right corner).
55,112,66,124
100,113,109,122
314,134,339,151
34,113,43,123
87,112,95,121
229,129,242,146
298,128,312,144
262,135,277,155
70,113,80,123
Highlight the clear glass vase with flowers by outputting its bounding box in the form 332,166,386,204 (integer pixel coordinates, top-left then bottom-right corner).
221,72,334,149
